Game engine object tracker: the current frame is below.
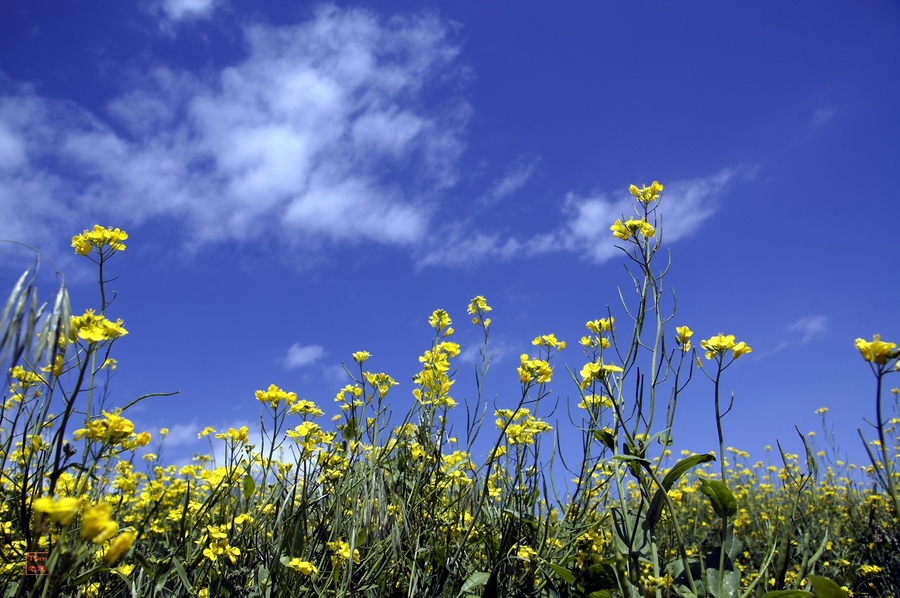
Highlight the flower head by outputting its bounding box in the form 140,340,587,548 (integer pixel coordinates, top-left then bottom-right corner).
700,333,752,360
72,225,128,256
611,218,656,241
32,496,82,525
675,326,693,352
69,309,128,344
855,335,899,365
629,181,664,203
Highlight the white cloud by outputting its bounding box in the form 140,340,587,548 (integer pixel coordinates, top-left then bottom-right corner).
158,422,203,448
283,343,326,369
419,167,747,267
481,158,539,205
788,316,827,343
0,6,467,253
157,0,224,22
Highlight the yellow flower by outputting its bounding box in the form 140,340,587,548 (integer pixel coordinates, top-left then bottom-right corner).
352,351,371,364
255,384,297,408
286,558,318,576
82,503,119,544
855,334,899,365
610,217,655,241
71,225,128,255
32,496,82,525
40,355,64,377
328,540,360,565
629,181,664,203
532,334,566,351
700,333,751,360
675,326,693,351
103,530,135,564
69,309,128,344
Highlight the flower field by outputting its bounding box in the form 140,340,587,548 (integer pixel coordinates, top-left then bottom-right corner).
2,185,898,597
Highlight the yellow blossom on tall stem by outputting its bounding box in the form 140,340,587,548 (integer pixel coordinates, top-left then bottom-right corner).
629,181,664,203
855,334,899,366
71,225,128,256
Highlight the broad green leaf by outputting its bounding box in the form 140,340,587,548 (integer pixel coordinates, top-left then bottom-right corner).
706,566,741,598
646,453,716,529
809,575,850,598
698,478,737,519
459,571,490,594
242,474,256,499
547,562,576,584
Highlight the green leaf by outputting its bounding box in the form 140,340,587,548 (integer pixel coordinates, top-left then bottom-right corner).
593,429,616,451
761,592,813,598
809,575,850,598
646,453,716,529
706,566,741,598
698,478,737,519
242,474,256,499
459,571,491,594
547,562,576,584
171,557,194,593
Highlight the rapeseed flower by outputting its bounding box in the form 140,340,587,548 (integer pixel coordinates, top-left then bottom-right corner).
700,334,752,360
69,309,128,344
103,531,135,564
611,217,656,241
285,558,318,576
81,502,118,544
629,181,664,203
854,334,899,365
71,225,128,255
32,496,82,525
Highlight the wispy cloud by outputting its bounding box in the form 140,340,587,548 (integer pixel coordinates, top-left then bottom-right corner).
0,6,467,253
811,108,836,128
788,315,827,344
419,167,748,267
283,343,326,369
479,158,539,206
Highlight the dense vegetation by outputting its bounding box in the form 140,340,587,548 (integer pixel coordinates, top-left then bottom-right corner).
2,184,898,597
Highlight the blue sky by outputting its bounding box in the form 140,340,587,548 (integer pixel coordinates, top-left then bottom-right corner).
2,1,899,473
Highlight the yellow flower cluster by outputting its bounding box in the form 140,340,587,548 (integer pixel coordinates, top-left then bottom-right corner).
71,225,128,256
69,309,128,344
468,295,492,327
73,410,150,449
495,408,552,445
428,309,453,336
610,217,656,241
363,372,399,399
532,333,566,351
579,359,623,389
255,384,298,408
854,334,899,366
413,341,460,408
285,557,318,576
517,354,553,385
198,525,240,564
328,539,360,566
629,181,664,203
700,333,752,360
675,325,693,352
